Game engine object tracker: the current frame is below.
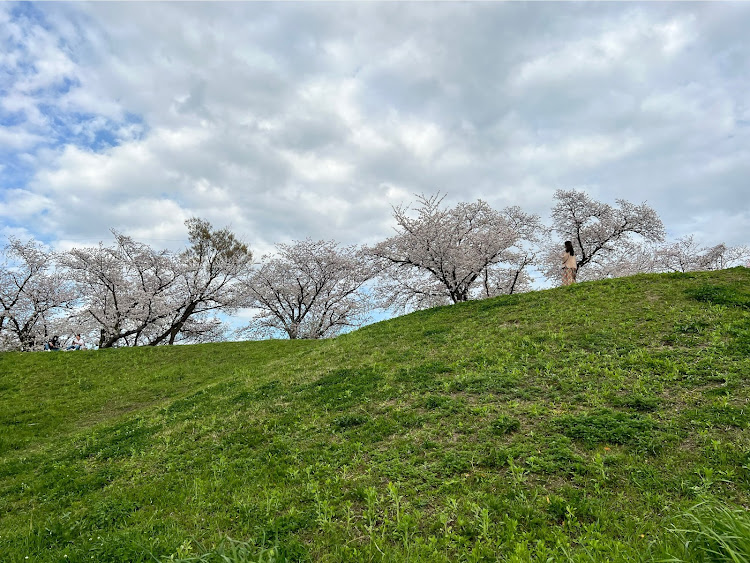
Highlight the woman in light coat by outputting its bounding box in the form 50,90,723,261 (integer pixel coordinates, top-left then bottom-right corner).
562,241,577,286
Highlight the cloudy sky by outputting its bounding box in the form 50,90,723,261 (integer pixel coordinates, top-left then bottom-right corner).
1,1,749,259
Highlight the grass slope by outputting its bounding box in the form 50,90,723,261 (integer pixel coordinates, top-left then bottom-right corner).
1,268,749,562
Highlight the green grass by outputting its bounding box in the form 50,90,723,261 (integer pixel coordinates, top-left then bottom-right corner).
1,268,749,562
653,502,750,562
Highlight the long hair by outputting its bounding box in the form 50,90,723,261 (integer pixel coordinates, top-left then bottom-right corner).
564,241,575,255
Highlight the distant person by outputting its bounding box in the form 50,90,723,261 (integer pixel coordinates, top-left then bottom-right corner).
562,240,577,286
66,333,85,351
44,335,61,351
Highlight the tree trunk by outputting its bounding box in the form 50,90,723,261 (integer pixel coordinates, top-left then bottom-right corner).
149,301,199,346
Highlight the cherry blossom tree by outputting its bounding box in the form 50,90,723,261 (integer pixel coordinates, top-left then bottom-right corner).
478,256,537,298
573,240,661,280
546,189,665,283
62,232,178,348
655,235,750,273
146,218,253,345
0,238,76,351
478,213,550,298
62,219,252,347
240,239,376,339
369,194,543,311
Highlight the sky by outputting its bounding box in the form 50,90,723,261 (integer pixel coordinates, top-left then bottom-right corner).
1,1,749,262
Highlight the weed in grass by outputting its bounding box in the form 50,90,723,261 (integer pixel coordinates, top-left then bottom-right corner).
333,413,369,429
161,537,285,562
653,501,750,562
491,415,521,435
683,403,750,430
507,456,528,485
440,452,472,476
554,408,655,449
611,393,661,412
423,394,455,411
592,452,608,482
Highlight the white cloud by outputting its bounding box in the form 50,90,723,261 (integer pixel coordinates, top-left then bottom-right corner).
395,119,445,163
280,150,354,183
0,224,36,243
511,12,696,92
0,188,53,218
515,134,642,170
0,127,45,150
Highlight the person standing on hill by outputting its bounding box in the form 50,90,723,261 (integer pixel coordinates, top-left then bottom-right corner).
562,241,577,286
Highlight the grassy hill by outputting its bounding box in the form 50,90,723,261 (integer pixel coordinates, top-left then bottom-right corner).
1,268,749,562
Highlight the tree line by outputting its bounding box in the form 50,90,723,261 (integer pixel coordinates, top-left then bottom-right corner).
1,190,748,351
